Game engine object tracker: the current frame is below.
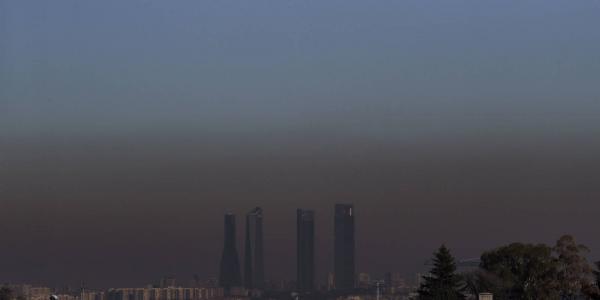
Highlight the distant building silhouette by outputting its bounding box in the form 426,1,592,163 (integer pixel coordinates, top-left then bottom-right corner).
103,287,224,300
327,272,335,291
296,209,315,292
357,272,370,289
334,204,355,291
219,213,242,290
384,272,405,292
244,207,265,290
160,276,176,288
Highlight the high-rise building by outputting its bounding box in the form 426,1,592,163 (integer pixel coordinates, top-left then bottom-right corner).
244,207,265,290
296,209,315,292
219,213,242,290
334,204,355,291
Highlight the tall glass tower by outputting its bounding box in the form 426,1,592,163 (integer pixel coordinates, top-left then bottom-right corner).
244,207,264,290
334,204,355,291
296,209,315,292
219,213,242,290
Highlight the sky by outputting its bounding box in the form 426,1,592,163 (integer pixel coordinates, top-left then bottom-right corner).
1,0,600,289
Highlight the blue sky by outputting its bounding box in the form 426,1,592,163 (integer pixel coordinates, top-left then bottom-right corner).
2,0,599,139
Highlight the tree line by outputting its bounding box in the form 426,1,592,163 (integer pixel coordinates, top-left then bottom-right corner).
418,235,600,300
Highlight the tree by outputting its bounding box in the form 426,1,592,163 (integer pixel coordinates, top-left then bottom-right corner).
418,244,466,300
589,261,600,300
553,235,597,299
0,286,13,300
480,243,559,300
461,269,507,299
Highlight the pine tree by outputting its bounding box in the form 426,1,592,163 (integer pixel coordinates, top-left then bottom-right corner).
418,244,466,300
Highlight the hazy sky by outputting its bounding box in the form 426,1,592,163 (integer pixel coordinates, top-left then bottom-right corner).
1,0,600,289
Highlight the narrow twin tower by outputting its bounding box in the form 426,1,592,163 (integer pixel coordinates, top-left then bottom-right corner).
219,208,265,292
218,204,355,293
296,204,356,293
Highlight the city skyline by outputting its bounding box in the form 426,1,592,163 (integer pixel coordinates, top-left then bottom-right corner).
2,0,600,291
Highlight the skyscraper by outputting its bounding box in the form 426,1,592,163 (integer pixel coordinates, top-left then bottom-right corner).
219,214,242,290
296,209,315,293
334,204,355,291
244,207,265,290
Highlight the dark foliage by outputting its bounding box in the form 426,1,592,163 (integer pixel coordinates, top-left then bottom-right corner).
585,261,600,300
461,269,508,299
480,242,559,300
0,287,12,300
554,235,596,300
418,244,466,300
